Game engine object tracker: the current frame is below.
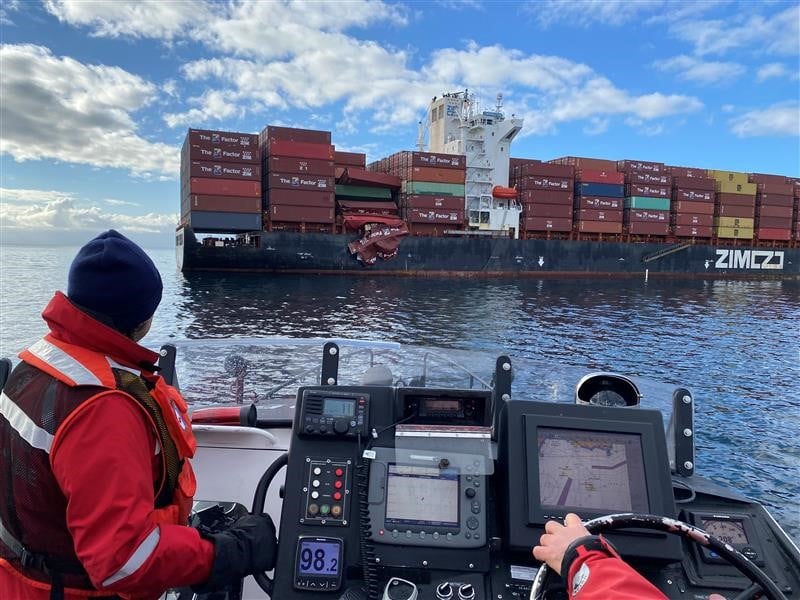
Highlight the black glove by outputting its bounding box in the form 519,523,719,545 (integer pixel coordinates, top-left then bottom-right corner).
203,513,278,588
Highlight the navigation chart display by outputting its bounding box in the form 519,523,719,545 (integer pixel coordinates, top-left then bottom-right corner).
385,464,459,527
537,427,649,513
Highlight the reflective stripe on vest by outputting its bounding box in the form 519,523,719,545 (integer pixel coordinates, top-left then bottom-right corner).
25,339,103,387
0,391,54,452
101,527,160,587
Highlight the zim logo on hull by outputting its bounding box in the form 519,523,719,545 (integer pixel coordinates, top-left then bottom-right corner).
714,249,784,270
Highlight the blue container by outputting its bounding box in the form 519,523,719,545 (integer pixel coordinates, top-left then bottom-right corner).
575,182,625,198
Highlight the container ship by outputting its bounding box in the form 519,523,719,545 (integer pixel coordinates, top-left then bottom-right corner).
177,91,800,278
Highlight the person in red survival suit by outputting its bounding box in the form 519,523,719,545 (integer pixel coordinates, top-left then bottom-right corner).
533,513,728,599
0,230,277,600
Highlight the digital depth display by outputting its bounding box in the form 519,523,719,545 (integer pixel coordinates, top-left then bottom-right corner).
323,398,355,417
537,428,649,513
701,518,748,545
297,539,341,576
385,464,459,527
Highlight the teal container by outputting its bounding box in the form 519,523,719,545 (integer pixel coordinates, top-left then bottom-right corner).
625,196,671,211
403,181,465,196
335,185,393,200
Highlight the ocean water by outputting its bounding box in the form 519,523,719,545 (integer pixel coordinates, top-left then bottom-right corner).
1,244,798,540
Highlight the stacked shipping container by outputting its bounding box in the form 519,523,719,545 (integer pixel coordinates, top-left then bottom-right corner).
369,151,466,235
260,126,335,232
555,157,622,235
668,167,715,238
512,160,575,235
618,160,671,236
708,170,757,240
749,174,795,242
181,129,261,232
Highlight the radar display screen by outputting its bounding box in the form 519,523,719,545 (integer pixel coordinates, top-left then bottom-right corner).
537,428,649,513
385,464,459,527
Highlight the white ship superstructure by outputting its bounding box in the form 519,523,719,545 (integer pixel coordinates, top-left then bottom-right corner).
426,91,523,238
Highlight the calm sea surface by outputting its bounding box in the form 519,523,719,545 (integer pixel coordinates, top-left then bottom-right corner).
1,244,798,540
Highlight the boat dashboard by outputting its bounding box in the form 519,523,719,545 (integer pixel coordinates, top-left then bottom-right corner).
180,345,799,600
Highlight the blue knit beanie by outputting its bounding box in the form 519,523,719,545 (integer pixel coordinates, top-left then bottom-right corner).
67,230,163,333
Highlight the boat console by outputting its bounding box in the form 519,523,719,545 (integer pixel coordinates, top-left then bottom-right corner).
241,346,800,600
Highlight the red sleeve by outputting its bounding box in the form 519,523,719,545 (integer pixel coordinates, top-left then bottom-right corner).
567,551,667,599
51,391,214,597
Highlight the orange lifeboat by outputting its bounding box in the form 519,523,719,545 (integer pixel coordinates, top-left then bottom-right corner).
492,185,517,199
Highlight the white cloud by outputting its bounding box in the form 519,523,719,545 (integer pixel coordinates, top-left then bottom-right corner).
671,5,799,56
531,0,663,27
162,79,179,98
44,0,206,39
583,118,609,136
0,44,179,178
756,63,798,82
0,190,176,233
655,54,746,84
104,198,140,207
0,0,21,25
729,102,800,138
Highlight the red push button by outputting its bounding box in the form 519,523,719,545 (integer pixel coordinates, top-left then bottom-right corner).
333,492,342,501
335,468,344,477
334,480,343,489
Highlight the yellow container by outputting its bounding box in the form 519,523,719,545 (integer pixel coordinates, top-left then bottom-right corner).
707,169,749,185
716,180,757,195
715,217,754,228
715,226,754,239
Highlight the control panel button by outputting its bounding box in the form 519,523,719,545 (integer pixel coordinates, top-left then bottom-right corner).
392,529,399,538
311,491,319,499
406,530,412,538
312,480,320,488
320,504,331,515
313,467,322,475
308,504,319,516
458,583,476,600
467,516,479,530
333,491,342,501
334,420,349,434
334,480,343,489
436,582,454,600
319,425,327,433
465,488,476,498
335,468,344,477
432,532,440,540
331,505,342,518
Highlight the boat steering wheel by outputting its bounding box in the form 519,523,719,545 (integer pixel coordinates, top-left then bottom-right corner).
529,513,787,600
251,452,289,598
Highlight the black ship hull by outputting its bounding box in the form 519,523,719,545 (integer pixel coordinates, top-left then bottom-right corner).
176,227,800,278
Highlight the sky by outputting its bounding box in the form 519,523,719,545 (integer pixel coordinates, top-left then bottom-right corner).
0,0,798,248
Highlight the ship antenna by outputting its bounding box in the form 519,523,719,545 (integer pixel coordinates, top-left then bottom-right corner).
496,93,503,113
416,120,426,152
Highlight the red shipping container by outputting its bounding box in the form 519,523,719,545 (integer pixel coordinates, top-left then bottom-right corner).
524,217,573,232
673,213,713,227
552,157,616,171
340,169,401,188
674,200,715,215
267,190,335,207
627,210,669,223
185,178,261,198
267,172,334,191
617,159,664,173
626,184,670,198
717,204,755,218
575,208,623,222
626,172,672,186
577,220,622,234
757,228,792,241
404,195,465,210
627,221,669,235
261,126,331,146
267,156,334,176
519,189,574,205
674,188,714,202
755,182,795,195
749,173,789,185
577,170,625,184
672,176,715,191
184,139,259,164
187,160,260,181
517,161,574,178
519,176,572,191
759,205,793,218
406,208,465,224
757,216,793,228
577,196,622,210
185,195,260,214
187,129,258,150
267,140,334,160
270,204,334,223
717,192,755,207
673,225,712,237
667,166,708,179
410,152,465,170
334,150,366,167
757,193,794,208
524,203,573,219
407,166,465,184
338,200,398,215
